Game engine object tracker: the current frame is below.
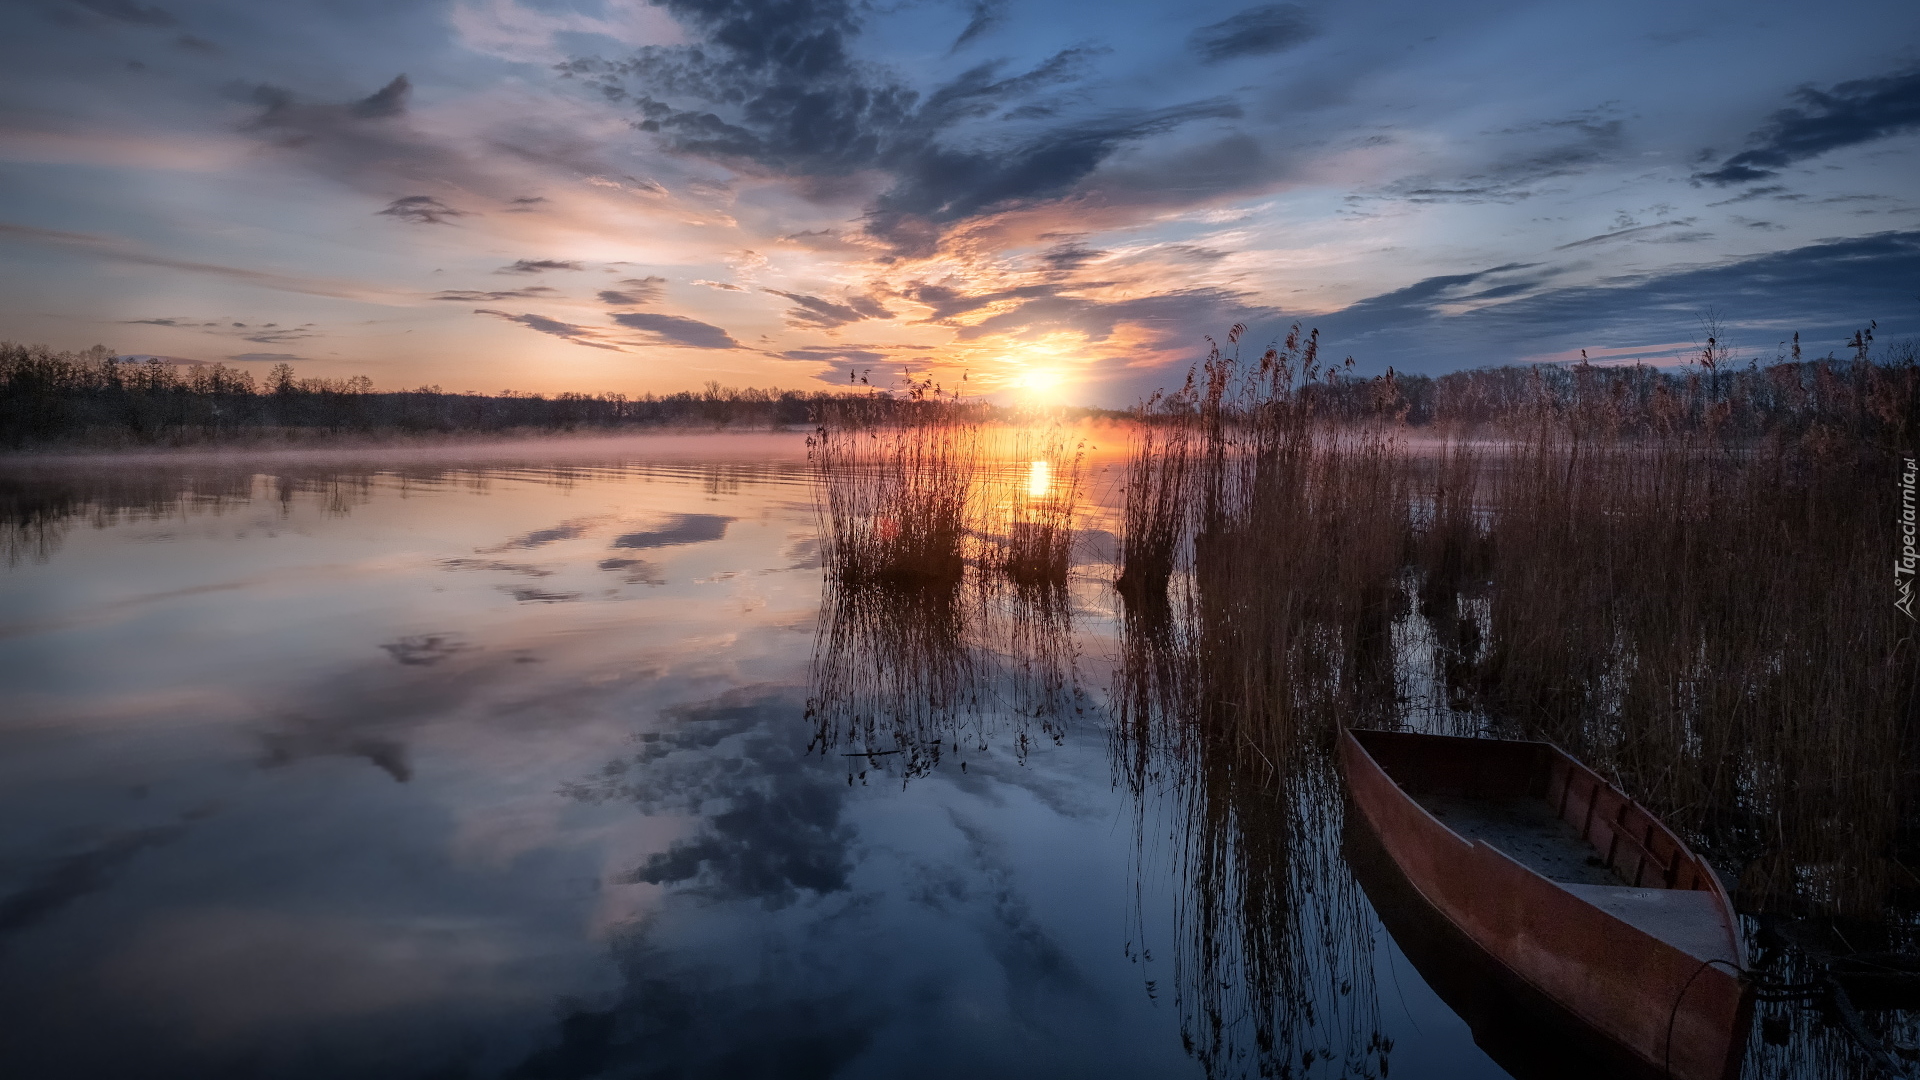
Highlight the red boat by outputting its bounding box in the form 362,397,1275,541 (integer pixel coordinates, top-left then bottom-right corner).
1340,729,1753,1080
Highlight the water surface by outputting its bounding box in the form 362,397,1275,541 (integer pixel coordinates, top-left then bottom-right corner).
1,435,1515,1079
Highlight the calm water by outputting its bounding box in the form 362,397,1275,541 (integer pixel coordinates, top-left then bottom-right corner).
0,435,1531,1079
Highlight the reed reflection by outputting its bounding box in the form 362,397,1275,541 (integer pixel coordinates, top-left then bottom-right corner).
805,417,1087,783
1111,327,1403,1078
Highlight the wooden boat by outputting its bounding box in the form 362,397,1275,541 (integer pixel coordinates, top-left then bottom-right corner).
1340,729,1753,1080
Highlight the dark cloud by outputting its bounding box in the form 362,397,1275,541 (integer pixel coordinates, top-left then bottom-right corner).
226,352,303,362
474,308,624,350
498,259,585,274
430,286,558,301
764,289,893,330
612,514,732,550
0,821,191,940
1301,231,1920,375
378,195,469,224
1189,4,1318,63
775,346,891,364
623,773,854,906
1554,217,1699,250
234,75,492,202
567,8,1238,253
123,316,319,343
1696,66,1920,185
505,195,549,211
599,276,668,306
379,634,474,666
610,311,742,349
1706,184,1791,206
489,520,592,549
598,556,666,584
67,0,174,27
1037,240,1105,270
172,33,215,53
951,0,1005,51
349,74,410,119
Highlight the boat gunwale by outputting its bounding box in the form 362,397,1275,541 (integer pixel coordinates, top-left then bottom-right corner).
1339,727,1753,1080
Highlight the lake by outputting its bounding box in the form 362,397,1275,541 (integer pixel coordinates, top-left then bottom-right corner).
0,433,1842,1079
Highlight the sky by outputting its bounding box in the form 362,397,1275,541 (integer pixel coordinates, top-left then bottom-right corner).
1,0,1917,405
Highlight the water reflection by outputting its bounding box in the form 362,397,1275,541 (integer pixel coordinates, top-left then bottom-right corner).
1113,590,1388,1079
805,577,1081,784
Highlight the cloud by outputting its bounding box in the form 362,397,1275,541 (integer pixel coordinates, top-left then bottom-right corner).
68,0,175,27
1189,4,1318,63
611,514,732,549
691,279,744,291
775,346,892,365
236,75,492,200
227,352,304,362
0,822,191,940
473,308,624,350
504,196,549,211
378,195,470,224
951,0,1005,51
1695,66,1920,184
599,276,666,305
1300,230,1920,375
430,287,558,301
1706,185,1791,206
350,74,411,119
764,289,893,330
567,10,1240,253
623,772,854,904
122,315,320,343
610,311,741,349
498,258,585,274
1554,217,1699,250
0,222,402,302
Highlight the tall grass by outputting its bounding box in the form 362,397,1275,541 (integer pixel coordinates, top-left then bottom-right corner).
1117,326,1920,923
810,420,983,589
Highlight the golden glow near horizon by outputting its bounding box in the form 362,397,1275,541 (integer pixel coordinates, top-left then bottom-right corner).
1027,459,1051,499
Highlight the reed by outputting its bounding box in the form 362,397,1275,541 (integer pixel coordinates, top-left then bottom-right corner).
987,427,1085,593
810,420,983,589
1117,324,1920,925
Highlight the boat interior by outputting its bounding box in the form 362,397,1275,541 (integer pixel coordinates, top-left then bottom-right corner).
1350,730,1740,964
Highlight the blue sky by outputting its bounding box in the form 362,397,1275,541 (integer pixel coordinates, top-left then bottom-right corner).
1,0,1917,403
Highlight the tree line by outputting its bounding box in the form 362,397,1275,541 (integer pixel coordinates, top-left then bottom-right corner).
4,328,1917,448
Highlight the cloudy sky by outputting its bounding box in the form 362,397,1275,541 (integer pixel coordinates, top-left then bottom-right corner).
2,0,1917,403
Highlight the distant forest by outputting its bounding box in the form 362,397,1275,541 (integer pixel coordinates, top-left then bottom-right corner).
2,331,1915,449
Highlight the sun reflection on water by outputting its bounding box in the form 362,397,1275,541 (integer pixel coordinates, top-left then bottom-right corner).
1027,459,1051,499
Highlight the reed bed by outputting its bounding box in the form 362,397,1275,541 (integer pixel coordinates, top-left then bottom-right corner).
1111,326,1920,1076
805,415,1088,783
1112,326,1401,1077
986,427,1085,593
810,420,983,589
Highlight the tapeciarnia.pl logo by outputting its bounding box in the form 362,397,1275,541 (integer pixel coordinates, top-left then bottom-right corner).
1900,457,1918,620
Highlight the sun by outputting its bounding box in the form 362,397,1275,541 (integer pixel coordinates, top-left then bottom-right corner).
1014,367,1065,400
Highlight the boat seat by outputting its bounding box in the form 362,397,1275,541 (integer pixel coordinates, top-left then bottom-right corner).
1556,883,1739,965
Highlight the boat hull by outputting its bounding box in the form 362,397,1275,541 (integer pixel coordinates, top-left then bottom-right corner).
1340,730,1752,1080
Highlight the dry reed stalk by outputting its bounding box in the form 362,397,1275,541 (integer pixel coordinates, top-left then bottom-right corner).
1470,420,1915,918
988,427,1085,592
810,419,983,588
